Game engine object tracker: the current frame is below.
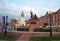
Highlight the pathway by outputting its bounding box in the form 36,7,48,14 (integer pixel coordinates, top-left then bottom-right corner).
16,33,32,41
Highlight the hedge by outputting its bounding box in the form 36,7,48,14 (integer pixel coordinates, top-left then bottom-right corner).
17,28,29,31
34,28,50,32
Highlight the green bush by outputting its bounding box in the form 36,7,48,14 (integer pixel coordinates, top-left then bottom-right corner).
17,28,29,31
34,28,50,32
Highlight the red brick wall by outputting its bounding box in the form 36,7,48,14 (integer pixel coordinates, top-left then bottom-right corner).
39,9,60,27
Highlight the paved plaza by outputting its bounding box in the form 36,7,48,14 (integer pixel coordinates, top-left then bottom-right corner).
8,30,60,41
0,30,60,41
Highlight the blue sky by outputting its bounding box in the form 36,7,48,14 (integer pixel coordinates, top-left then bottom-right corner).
0,0,60,22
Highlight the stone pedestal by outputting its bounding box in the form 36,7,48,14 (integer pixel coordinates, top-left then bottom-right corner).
29,28,34,32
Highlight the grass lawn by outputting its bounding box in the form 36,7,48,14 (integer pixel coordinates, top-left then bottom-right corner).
0,32,22,41
30,35,60,41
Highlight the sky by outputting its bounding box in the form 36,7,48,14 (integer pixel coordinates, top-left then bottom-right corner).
0,0,60,22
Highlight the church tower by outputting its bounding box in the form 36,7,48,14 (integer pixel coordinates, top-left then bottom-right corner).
18,10,26,28
21,10,24,17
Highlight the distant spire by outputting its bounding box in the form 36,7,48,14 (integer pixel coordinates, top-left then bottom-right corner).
21,10,24,17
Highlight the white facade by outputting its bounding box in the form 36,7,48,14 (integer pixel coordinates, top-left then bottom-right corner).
18,11,26,27
18,17,26,26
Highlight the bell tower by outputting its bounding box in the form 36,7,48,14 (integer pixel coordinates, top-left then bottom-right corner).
18,10,26,27
21,10,24,17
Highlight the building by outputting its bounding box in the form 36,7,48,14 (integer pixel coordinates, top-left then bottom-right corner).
11,19,16,26
18,10,26,28
39,12,50,27
10,19,16,30
39,9,60,28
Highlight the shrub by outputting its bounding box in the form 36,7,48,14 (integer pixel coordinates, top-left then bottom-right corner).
34,28,50,32
17,28,29,31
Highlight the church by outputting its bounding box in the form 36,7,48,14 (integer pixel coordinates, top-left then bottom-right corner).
16,10,26,28
18,10,26,26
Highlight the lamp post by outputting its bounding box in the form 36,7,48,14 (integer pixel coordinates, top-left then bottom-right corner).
48,11,52,36
4,14,8,35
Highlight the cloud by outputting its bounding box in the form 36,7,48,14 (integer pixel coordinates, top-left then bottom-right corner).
21,6,38,14
0,0,60,20
0,1,37,19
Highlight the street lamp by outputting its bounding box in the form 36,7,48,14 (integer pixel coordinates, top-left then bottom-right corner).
4,14,8,35
48,11,52,36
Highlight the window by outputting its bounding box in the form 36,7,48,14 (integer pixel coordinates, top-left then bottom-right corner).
58,15,59,21
58,15,60,22
51,16,53,22
54,15,56,22
55,23,56,25
31,22,36,24
58,22,59,25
